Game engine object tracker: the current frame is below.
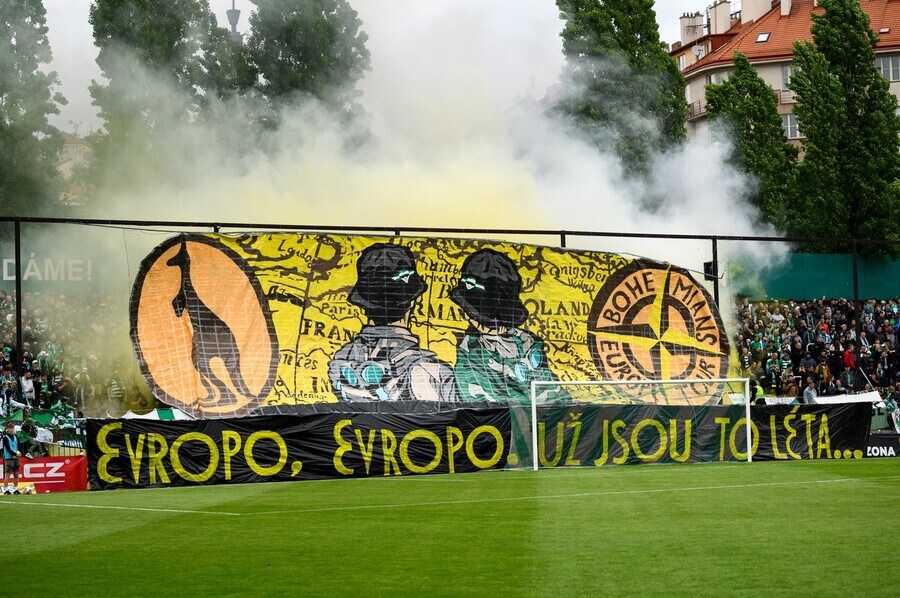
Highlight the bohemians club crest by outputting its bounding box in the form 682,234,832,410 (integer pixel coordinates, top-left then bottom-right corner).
587,262,730,403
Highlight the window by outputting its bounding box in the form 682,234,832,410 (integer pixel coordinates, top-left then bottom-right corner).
705,70,733,85
679,54,686,70
875,55,900,81
781,64,796,89
782,114,801,139
756,32,771,43
685,84,691,104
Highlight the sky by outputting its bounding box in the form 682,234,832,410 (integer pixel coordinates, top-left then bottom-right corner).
42,0,691,134
36,0,777,276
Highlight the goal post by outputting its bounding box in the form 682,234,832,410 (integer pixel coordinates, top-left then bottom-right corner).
528,378,752,471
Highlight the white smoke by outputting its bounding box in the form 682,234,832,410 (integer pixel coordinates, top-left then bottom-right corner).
49,0,785,290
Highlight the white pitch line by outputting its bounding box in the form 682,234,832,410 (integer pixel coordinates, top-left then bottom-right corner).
242,475,900,516
0,500,240,516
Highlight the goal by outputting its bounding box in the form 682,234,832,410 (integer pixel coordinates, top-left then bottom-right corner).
525,378,752,470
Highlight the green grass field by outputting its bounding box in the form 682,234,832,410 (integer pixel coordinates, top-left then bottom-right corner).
2,459,898,596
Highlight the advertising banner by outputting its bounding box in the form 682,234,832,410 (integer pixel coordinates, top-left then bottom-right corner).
0,456,87,493
865,433,900,458
87,409,511,490
129,233,730,417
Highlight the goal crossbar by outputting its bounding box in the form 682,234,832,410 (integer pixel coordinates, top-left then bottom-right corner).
529,378,752,470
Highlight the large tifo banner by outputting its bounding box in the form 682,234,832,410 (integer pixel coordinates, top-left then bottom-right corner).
87,404,871,490
130,233,730,417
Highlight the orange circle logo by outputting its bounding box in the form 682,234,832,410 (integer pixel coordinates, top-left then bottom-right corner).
130,235,278,417
587,262,730,403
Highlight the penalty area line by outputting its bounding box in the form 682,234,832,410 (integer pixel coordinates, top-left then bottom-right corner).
0,500,241,516
242,475,900,516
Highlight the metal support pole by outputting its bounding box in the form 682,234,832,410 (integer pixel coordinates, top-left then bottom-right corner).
852,240,860,386
711,236,720,307
745,378,752,463
560,231,567,248
14,220,23,368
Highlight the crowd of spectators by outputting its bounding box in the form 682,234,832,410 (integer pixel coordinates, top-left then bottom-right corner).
4,288,900,425
733,297,900,405
0,289,151,423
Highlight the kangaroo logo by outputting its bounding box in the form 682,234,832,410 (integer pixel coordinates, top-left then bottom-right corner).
131,235,278,417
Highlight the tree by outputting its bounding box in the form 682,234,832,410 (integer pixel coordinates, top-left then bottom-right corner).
789,0,900,251
88,0,245,191
555,0,687,178
89,0,243,135
245,0,370,117
706,52,798,230
0,0,66,216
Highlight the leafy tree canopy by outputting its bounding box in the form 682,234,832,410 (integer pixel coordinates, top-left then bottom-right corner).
0,0,66,216
706,52,798,230
556,0,686,179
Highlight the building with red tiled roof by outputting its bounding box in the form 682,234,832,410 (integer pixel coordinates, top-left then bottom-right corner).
670,0,900,143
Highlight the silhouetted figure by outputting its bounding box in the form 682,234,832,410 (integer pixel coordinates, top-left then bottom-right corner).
168,237,253,405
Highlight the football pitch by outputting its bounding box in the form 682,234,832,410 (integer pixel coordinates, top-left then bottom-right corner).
3,459,898,596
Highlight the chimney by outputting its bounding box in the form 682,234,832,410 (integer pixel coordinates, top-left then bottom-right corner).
781,0,793,15
741,0,771,24
708,1,731,35
680,11,705,46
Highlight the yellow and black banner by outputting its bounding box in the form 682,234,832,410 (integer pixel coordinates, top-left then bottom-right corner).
129,233,731,417
87,403,871,489
538,402,872,466
87,409,511,490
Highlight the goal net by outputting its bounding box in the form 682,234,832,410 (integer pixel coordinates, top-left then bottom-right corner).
516,378,752,471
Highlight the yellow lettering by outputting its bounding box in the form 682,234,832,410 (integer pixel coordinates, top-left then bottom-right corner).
816,414,831,458
669,419,692,462
399,429,442,474
146,433,170,485
171,432,219,483
465,425,504,469
354,428,377,475
631,419,667,462
244,430,287,477
715,417,730,461
96,422,122,484
333,419,354,476
612,420,629,465
382,429,401,476
593,420,610,467
770,415,787,459
222,430,242,481
729,418,758,460
124,433,145,484
565,419,583,466
801,414,816,458
446,427,464,474
784,407,802,460
538,422,564,467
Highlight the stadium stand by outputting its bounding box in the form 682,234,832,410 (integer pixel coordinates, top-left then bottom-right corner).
733,297,900,406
